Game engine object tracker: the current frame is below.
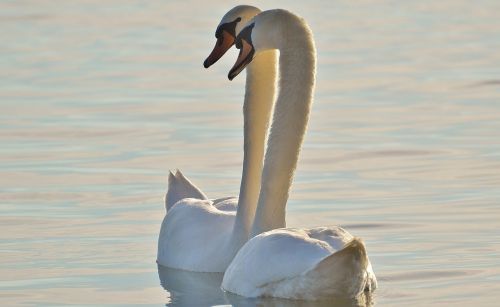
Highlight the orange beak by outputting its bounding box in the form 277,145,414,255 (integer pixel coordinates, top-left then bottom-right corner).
203,30,235,68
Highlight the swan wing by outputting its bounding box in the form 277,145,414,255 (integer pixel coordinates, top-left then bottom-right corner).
212,196,238,212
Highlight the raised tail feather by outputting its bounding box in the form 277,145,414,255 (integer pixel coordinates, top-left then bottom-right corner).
164,169,208,211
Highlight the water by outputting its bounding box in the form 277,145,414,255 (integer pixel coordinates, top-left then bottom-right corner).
1,0,500,306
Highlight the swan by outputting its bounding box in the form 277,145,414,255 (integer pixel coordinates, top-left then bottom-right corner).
157,5,278,272
220,9,378,299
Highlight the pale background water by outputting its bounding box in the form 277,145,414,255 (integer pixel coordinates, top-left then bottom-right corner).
1,0,500,306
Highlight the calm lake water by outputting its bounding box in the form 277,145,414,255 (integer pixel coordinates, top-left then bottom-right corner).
1,0,500,306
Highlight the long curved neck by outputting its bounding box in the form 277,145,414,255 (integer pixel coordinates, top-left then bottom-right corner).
231,50,277,245
251,21,316,236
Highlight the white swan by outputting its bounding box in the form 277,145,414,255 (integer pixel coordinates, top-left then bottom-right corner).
221,9,377,299
157,6,278,272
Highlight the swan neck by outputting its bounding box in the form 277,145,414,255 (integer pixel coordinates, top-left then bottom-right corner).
231,50,277,244
251,22,316,236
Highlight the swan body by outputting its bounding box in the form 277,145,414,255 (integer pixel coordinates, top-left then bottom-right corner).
221,9,377,298
157,6,277,272
158,196,239,271
223,227,376,299
159,170,240,271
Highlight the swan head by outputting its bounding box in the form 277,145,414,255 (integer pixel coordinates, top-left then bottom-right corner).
228,10,288,80
203,5,261,68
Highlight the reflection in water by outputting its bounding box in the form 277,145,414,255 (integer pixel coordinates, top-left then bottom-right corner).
158,265,373,307
158,265,226,306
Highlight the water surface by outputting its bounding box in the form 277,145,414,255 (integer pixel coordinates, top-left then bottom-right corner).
1,0,500,306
